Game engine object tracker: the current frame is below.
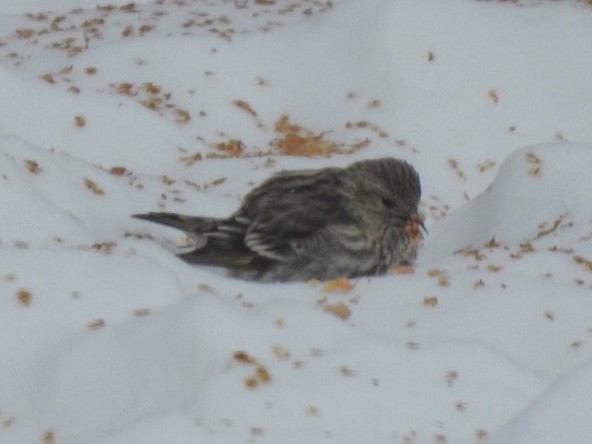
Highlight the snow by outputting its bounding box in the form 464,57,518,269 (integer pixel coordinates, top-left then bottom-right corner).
1,0,592,443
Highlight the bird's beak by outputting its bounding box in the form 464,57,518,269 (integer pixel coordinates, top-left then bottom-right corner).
418,218,428,235
404,213,427,240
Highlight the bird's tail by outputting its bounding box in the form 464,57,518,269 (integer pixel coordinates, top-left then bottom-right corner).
132,211,259,269
132,212,219,237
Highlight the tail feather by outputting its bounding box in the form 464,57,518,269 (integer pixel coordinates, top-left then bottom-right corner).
132,212,217,232
133,212,254,267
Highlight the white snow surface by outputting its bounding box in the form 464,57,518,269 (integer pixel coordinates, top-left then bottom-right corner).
1,0,592,443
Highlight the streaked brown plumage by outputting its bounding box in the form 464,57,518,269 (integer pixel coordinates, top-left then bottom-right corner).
133,157,425,282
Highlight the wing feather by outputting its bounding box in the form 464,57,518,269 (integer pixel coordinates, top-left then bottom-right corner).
237,169,358,262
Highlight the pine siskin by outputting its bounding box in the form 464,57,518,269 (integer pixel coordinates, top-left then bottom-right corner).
133,157,425,282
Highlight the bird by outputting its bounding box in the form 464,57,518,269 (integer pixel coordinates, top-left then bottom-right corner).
132,157,425,282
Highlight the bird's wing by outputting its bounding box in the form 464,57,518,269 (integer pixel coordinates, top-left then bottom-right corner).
238,171,358,262
133,169,360,267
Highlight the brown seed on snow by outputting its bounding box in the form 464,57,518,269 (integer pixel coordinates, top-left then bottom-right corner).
233,350,256,364
88,319,105,330
324,303,351,319
323,277,354,292
25,159,42,174
17,289,32,307
255,365,272,383
244,376,259,388
39,73,56,84
74,115,86,127
423,296,438,307
487,89,499,104
83,177,104,195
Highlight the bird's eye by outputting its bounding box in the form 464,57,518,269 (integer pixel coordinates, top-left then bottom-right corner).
381,196,396,209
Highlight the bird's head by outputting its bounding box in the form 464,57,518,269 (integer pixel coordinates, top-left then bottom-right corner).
345,158,425,238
